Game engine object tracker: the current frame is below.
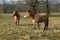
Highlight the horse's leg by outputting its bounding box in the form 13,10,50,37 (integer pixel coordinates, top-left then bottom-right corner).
32,19,36,30
17,19,20,25
14,16,17,25
32,22,36,30
37,23,40,29
15,20,17,25
33,23,36,30
14,18,17,25
44,19,49,30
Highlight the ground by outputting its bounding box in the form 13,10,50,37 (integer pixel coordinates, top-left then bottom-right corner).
0,12,60,40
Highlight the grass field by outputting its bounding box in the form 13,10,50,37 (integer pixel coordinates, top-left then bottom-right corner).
0,13,60,40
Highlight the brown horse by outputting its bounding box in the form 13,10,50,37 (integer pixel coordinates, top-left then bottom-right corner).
24,10,49,30
12,10,20,25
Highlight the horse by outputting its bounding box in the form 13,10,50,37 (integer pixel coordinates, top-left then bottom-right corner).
12,10,20,25
24,10,49,30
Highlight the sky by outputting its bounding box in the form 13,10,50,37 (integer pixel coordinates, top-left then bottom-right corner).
0,0,17,4
0,0,60,4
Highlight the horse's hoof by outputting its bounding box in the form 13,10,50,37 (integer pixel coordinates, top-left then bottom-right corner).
34,28,36,30
39,28,40,29
34,29,35,30
44,28,48,30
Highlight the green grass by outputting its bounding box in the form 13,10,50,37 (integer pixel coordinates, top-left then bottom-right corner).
0,13,60,40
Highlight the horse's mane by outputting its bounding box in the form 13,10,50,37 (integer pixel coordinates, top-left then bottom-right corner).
27,10,47,19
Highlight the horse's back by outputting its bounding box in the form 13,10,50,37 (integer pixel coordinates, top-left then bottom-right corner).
35,13,48,22
39,13,47,16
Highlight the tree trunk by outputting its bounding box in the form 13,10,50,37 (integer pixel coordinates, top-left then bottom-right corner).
46,0,49,15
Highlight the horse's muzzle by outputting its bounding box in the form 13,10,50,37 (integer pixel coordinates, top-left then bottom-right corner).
24,16,27,19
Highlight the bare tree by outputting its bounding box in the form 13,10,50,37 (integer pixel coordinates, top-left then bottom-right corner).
26,0,40,14
2,0,7,13
46,0,50,14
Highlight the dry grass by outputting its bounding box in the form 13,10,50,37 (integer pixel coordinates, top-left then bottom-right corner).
0,13,60,40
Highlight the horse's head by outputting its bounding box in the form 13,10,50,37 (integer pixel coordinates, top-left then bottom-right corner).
13,10,18,14
24,10,36,19
24,10,33,19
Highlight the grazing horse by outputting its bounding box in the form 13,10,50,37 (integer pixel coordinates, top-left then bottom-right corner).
12,10,20,25
24,10,49,30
